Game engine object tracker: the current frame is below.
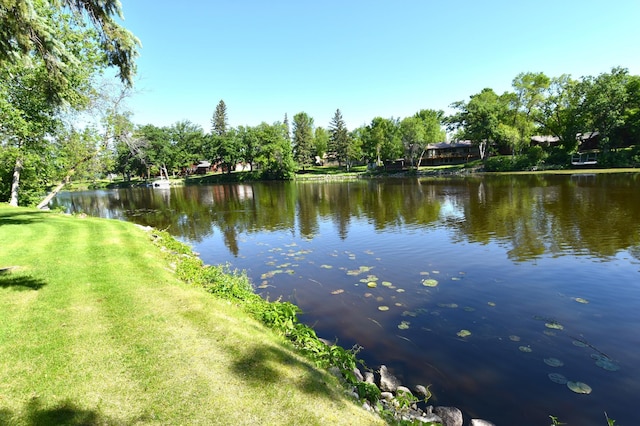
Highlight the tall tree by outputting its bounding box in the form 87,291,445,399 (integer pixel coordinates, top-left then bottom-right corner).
211,100,228,137
255,122,295,179
538,75,588,153
292,112,314,170
328,109,351,168
448,88,510,159
236,125,260,171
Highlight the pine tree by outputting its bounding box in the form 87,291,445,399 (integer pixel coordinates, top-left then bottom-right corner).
329,109,350,168
292,112,314,170
212,100,228,136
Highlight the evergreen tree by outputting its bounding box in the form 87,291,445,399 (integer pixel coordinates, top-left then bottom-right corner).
292,112,314,170
329,109,350,168
211,100,228,136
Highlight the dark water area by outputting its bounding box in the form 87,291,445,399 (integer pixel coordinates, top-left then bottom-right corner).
52,173,640,425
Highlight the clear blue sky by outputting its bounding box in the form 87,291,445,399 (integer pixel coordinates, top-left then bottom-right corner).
117,0,640,132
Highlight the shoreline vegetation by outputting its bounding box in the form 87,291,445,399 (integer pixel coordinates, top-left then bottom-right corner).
62,163,640,192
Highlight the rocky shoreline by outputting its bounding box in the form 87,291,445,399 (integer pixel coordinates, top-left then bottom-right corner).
331,364,495,426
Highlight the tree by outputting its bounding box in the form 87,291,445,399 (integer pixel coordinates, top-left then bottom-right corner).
169,120,206,171
400,116,425,168
236,125,260,171
1,1,138,206
0,0,139,99
538,75,588,153
511,72,550,148
292,112,314,170
254,122,295,179
329,109,351,169
313,127,329,161
448,88,510,159
211,100,228,137
583,67,631,150
361,117,402,165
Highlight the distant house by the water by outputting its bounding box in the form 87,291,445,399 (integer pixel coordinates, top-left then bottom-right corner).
530,132,600,150
195,161,212,174
420,141,481,166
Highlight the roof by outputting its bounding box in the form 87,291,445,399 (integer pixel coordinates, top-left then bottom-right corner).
426,141,474,149
196,161,211,168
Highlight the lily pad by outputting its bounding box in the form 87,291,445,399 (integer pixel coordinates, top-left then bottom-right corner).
545,321,564,330
519,345,532,353
567,381,592,394
331,289,344,295
487,301,496,307
509,335,521,342
378,305,389,311
320,264,333,269
573,297,589,304
595,358,620,372
396,288,405,293
381,281,393,287
548,373,568,384
457,329,471,338
544,357,564,367
422,279,438,287
463,306,475,312
398,321,410,330
437,303,458,309
572,340,589,348
367,282,377,288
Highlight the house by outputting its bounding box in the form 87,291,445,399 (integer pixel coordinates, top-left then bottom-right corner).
420,141,481,166
530,132,600,150
195,160,212,175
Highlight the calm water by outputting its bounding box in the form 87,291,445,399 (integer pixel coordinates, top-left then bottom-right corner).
52,174,640,425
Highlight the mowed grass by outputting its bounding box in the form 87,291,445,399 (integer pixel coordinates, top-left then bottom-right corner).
0,205,383,426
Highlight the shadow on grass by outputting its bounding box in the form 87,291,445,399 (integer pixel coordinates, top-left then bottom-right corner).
231,343,341,398
0,210,49,227
0,399,132,426
0,271,47,291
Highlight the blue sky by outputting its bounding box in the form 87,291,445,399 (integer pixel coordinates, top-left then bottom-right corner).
117,1,640,132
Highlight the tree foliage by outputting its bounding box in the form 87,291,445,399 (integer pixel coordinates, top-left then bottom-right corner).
292,112,314,170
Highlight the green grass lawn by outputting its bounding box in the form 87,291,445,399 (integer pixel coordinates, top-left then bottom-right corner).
0,205,383,425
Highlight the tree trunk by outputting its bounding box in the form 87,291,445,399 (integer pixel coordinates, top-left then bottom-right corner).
9,156,23,206
37,179,68,210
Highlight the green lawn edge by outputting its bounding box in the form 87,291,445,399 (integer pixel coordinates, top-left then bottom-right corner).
0,204,384,425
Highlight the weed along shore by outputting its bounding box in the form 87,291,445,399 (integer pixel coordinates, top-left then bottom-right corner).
0,204,497,425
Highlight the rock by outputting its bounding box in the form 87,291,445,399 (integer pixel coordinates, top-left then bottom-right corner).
434,406,463,426
380,391,394,401
327,366,342,378
363,371,375,384
379,365,401,392
352,367,364,382
396,385,413,397
414,384,430,398
419,413,443,424
470,420,496,426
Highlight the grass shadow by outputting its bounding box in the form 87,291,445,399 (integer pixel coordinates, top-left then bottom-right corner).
230,343,341,398
0,271,47,291
0,210,49,227
0,399,131,426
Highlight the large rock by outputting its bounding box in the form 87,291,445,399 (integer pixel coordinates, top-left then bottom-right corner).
470,420,496,426
434,406,463,426
414,384,430,398
363,371,375,384
379,365,401,392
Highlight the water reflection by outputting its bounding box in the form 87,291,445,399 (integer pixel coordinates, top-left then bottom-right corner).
53,174,640,262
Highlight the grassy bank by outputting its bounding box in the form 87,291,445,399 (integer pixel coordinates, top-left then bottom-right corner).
0,205,383,425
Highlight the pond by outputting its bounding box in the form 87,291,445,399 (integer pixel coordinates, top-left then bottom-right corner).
51,173,640,425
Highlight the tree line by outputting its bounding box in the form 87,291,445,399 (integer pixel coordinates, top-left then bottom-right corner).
1,2,639,207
